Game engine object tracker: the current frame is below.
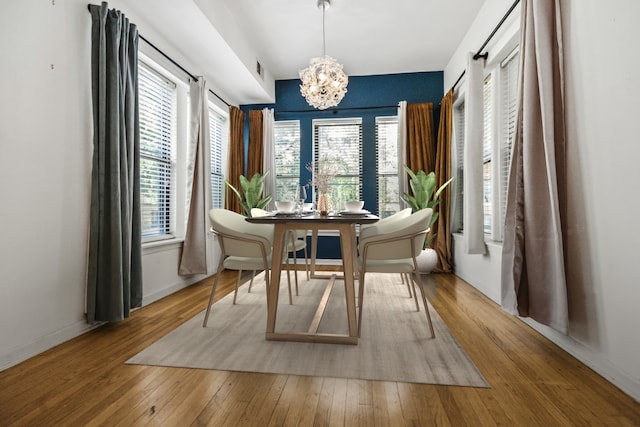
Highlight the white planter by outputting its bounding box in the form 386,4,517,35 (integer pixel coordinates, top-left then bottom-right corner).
416,248,438,273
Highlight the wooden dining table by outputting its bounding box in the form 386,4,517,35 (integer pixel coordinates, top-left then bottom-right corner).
246,212,378,345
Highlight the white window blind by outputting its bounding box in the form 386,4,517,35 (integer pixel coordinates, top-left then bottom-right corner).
274,120,301,201
453,101,465,232
376,116,400,218
500,49,520,232
138,61,177,240
482,74,493,234
209,107,226,209
313,118,362,210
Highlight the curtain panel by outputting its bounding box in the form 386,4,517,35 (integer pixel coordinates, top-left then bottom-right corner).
247,109,264,178
226,106,245,214
179,78,211,276
432,89,455,273
405,103,435,175
397,101,408,201
87,2,142,323
262,108,276,210
463,52,486,255
501,0,568,334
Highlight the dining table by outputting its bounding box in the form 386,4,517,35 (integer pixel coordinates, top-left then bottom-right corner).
246,211,379,345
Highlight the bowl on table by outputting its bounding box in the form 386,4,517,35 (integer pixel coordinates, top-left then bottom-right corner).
275,200,295,213
344,200,365,212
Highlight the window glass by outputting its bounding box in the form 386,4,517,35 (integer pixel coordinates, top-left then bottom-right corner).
274,120,301,201
209,107,227,209
376,116,400,218
138,61,177,240
312,118,362,210
500,49,520,233
482,74,493,234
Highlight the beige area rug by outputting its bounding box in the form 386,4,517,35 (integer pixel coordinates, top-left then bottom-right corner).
127,272,489,387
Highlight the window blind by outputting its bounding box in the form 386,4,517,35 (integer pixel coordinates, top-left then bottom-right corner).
138,61,177,239
274,120,301,201
482,74,493,234
500,49,519,231
375,116,400,218
209,107,226,209
313,118,363,209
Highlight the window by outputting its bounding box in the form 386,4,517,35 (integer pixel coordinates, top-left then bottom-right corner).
312,118,362,210
274,120,301,201
500,48,520,232
376,116,400,218
139,61,177,240
209,107,227,209
482,74,494,234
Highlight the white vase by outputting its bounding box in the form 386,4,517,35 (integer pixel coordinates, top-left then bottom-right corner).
416,248,438,273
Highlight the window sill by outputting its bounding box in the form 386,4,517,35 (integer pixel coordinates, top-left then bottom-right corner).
142,236,184,255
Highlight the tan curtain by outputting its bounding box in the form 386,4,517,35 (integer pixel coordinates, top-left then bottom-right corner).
406,103,435,174
226,106,245,214
432,89,454,273
501,0,568,334
247,109,264,178
179,78,210,275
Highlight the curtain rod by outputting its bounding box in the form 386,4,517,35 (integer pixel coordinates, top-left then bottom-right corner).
451,0,521,91
87,3,231,107
275,105,398,114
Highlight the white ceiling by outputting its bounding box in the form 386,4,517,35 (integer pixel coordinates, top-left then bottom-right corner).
120,0,486,105
218,0,486,79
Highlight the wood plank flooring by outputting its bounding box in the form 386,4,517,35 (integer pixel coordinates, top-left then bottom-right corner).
1,268,638,426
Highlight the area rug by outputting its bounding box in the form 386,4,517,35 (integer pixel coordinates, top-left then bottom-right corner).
127,272,488,387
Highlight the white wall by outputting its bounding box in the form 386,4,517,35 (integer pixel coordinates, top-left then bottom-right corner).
445,0,640,401
0,0,250,370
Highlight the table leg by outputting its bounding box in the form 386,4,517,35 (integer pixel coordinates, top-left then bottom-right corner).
338,224,358,338
266,223,286,334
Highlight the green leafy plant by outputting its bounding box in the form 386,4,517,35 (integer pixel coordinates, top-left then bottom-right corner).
401,165,454,247
225,171,272,217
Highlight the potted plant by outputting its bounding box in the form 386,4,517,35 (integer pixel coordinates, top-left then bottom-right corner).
226,171,272,217
401,166,454,273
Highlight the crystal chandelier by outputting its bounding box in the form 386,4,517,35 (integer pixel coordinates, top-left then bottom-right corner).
299,0,348,110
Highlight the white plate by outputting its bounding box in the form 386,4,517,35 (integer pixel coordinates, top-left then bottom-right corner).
339,209,370,215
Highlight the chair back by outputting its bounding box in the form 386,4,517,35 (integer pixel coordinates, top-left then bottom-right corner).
359,208,432,260
209,209,273,258
360,207,412,240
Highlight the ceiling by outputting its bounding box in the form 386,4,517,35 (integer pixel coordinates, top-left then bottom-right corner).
218,0,485,79
121,0,486,105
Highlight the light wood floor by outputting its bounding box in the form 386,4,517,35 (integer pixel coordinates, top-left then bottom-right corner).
1,268,638,426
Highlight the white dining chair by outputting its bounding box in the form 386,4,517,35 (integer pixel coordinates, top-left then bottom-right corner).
204,208,293,327
357,208,435,338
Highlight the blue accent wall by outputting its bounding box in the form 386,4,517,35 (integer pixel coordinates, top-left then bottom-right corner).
241,71,443,258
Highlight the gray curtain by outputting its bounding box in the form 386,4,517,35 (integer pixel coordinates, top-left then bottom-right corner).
179,78,210,275
501,0,568,334
87,2,142,323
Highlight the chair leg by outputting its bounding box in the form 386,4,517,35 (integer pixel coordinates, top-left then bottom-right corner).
291,236,299,296
248,270,256,293
403,273,413,298
285,257,293,305
203,265,224,327
409,275,420,312
413,271,435,338
303,244,309,280
357,270,366,337
232,270,242,304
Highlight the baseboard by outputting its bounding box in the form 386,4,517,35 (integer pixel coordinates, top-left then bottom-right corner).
522,318,640,402
0,274,208,373
0,320,100,372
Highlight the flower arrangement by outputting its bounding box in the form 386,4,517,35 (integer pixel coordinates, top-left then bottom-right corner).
306,157,340,214
306,158,339,193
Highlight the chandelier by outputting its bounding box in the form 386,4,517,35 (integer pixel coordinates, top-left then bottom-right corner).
299,0,348,110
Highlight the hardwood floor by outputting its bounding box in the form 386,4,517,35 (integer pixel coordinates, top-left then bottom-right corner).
1,268,638,426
